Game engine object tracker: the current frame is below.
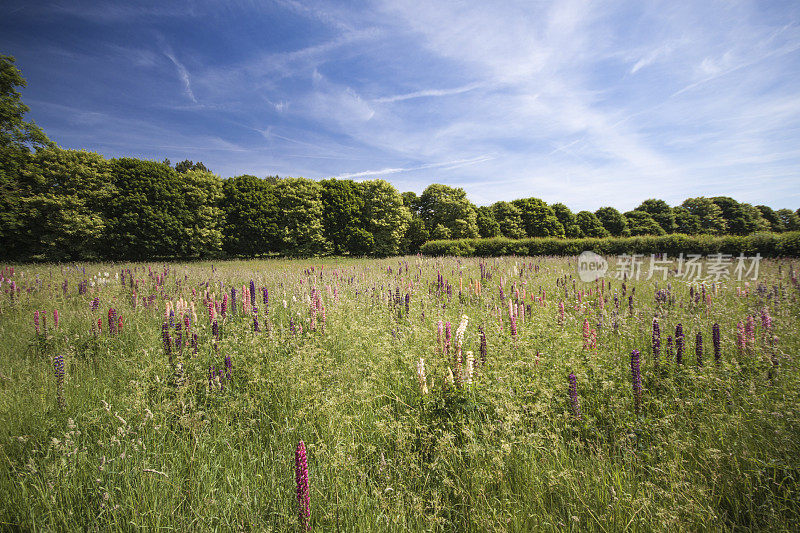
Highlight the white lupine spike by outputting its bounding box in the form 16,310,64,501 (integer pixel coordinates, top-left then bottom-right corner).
416,358,428,395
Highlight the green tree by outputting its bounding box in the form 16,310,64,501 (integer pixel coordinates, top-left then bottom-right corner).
418,184,479,239
576,210,610,238
625,210,666,236
402,217,429,254
16,148,114,260
0,55,55,260
682,197,727,235
222,175,279,256
320,178,365,255
272,177,331,257
401,191,421,216
635,199,675,233
595,206,629,237
673,206,701,235
710,196,764,235
756,205,784,232
741,203,770,233
361,179,411,256
476,205,501,238
777,208,800,231
551,203,583,238
175,159,209,173
177,168,223,257
492,201,526,239
512,197,565,238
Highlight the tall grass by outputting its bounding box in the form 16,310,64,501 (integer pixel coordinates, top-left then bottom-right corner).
0,257,798,531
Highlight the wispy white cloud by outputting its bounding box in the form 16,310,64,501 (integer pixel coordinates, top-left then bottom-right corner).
162,46,197,103
332,155,494,180
372,83,484,103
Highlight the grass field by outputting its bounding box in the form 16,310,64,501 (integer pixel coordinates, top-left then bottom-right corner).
0,256,798,531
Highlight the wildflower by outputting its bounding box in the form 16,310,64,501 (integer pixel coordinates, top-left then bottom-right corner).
478,325,487,367
696,332,703,366
631,349,642,414
108,308,117,335
568,373,581,419
295,441,311,532
675,324,684,365
464,351,474,385
417,358,428,394
34,310,40,334
712,323,721,364
652,318,661,369
53,309,59,329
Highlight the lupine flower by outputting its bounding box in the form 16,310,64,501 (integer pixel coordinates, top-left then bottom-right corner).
712,323,721,364
737,322,746,353
221,294,228,318
224,355,232,381
675,324,684,365
117,316,123,333
510,315,517,339
230,288,237,315
761,306,772,332
295,440,311,532
652,318,661,369
108,308,117,335
162,322,172,359
745,315,756,346
631,349,642,414
262,287,269,306
417,358,428,394
253,312,260,332
249,279,256,305
464,351,474,385
34,310,40,334
696,332,703,366
53,309,59,329
568,373,581,419
558,301,565,325
582,319,591,350
212,319,219,342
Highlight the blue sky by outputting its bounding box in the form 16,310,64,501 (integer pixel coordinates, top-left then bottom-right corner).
2,0,800,211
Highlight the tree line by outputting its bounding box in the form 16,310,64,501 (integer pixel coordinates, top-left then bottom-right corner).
2,55,799,261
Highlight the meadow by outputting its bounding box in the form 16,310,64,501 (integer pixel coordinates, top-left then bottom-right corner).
0,256,798,531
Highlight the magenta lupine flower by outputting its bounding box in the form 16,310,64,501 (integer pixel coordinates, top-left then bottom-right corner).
745,315,755,346
761,307,772,331
712,323,721,364
675,324,684,365
117,316,123,333
34,310,40,334
568,373,581,419
582,319,591,350
737,322,745,353
652,318,661,369
295,440,311,531
221,294,228,318
510,316,517,338
53,309,59,329
695,331,703,366
631,349,642,414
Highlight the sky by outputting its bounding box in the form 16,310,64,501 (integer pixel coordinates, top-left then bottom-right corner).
2,0,800,211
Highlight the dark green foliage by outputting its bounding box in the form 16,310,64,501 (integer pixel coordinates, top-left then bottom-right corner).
595,206,629,237
419,184,478,239
402,217,428,254
551,203,583,238
576,210,609,238
360,179,410,256
492,201,526,239
673,206,701,235
420,231,800,257
636,199,676,233
710,197,769,235
511,197,565,238
320,179,365,255
0,55,53,152
777,209,800,232
103,158,222,259
625,210,666,236
756,205,785,232
476,205,501,238
174,159,209,173
222,175,279,256
272,177,331,257
683,197,727,235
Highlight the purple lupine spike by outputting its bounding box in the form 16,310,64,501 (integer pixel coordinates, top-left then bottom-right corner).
230,288,237,315
224,355,232,381
478,325,487,367
53,353,65,409
262,287,269,306
631,349,642,414
712,323,721,364
191,332,198,356
675,324,684,365
249,280,256,305
568,373,581,419
696,331,703,366
652,318,661,369
34,310,40,334
169,309,175,327
295,440,311,531
212,319,219,341
161,322,172,357
108,308,117,335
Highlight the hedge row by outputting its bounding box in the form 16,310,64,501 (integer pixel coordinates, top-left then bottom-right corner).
419,232,800,257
